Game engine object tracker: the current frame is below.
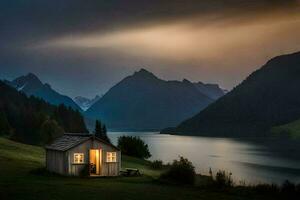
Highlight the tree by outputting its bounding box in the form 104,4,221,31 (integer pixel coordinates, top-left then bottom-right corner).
101,124,110,143
117,136,151,159
94,120,110,143
102,124,107,135
95,120,102,137
54,104,88,133
39,119,64,144
0,111,12,136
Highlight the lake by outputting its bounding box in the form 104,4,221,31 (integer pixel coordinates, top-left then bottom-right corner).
108,132,300,184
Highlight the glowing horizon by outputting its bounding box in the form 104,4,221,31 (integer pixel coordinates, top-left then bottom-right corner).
1,0,300,97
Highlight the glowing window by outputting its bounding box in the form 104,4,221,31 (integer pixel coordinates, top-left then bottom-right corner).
74,153,84,163
106,152,117,162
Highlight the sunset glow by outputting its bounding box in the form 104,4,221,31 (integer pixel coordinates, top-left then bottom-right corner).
1,0,300,97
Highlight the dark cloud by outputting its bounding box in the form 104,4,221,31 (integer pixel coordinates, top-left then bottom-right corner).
0,0,299,97
0,0,297,46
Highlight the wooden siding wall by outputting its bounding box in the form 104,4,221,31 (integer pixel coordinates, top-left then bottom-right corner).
46,150,66,175
66,140,91,176
64,139,121,176
92,140,121,176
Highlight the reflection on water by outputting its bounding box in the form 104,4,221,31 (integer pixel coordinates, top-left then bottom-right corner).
108,132,300,184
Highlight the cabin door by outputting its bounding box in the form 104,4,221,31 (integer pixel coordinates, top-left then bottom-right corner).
89,149,102,175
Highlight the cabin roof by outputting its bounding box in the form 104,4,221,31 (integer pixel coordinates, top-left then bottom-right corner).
45,133,120,151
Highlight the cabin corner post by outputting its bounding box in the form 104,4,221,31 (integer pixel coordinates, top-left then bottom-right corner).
119,151,121,176
64,151,68,175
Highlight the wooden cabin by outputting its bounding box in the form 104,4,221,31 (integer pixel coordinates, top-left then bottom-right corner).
45,133,121,176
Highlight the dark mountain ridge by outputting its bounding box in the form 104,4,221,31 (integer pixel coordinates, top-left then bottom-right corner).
193,81,227,100
86,69,225,130
162,52,300,137
6,73,81,111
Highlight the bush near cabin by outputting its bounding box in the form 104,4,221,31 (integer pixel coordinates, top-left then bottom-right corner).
213,170,234,188
160,156,196,185
117,136,151,159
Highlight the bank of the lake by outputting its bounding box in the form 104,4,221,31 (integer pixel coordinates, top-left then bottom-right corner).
108,132,300,184
0,137,291,200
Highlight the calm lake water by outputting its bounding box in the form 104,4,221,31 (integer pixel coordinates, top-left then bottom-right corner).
108,132,300,184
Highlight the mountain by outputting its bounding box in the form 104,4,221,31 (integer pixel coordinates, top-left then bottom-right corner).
6,73,81,111
74,95,101,111
162,52,300,137
193,82,226,100
0,81,88,144
85,69,225,130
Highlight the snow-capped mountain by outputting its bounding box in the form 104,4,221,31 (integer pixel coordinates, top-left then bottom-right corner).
74,95,101,111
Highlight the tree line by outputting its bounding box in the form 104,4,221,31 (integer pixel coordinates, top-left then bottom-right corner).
0,81,88,145
0,80,146,148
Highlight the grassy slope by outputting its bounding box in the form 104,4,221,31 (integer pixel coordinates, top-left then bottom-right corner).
0,137,277,200
271,119,300,138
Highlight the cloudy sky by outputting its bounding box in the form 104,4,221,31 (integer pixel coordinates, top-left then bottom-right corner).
1,0,300,98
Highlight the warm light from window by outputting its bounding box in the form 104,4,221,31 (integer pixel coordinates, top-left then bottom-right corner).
106,152,117,162
74,153,84,163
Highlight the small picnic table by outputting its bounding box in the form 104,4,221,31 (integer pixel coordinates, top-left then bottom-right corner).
121,168,141,176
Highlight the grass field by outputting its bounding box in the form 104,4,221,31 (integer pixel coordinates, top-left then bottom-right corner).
0,137,287,200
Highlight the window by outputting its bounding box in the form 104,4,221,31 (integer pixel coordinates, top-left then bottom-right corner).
74,153,84,164
106,152,117,162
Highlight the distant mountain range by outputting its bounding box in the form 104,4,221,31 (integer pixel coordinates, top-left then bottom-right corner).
162,52,300,137
85,69,226,130
74,95,101,111
3,70,226,131
5,73,81,111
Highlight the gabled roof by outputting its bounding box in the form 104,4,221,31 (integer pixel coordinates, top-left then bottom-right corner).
45,133,120,151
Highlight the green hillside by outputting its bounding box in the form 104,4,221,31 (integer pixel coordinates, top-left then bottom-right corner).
0,137,280,200
271,119,300,138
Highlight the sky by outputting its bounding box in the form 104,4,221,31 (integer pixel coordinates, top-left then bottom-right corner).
0,0,300,98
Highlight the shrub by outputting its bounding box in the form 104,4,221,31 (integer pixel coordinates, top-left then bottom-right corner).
296,184,300,193
150,160,163,169
253,183,279,194
117,136,151,159
214,170,233,188
281,180,296,193
160,156,195,185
